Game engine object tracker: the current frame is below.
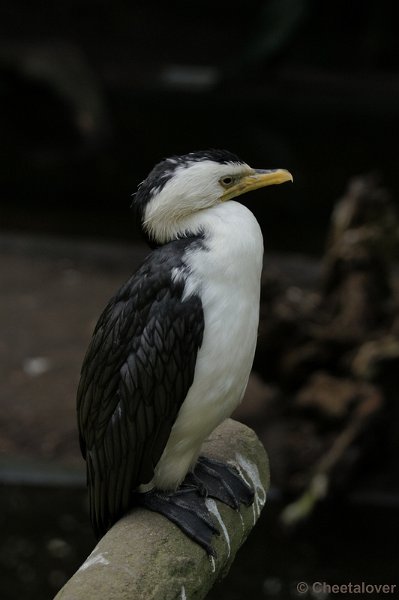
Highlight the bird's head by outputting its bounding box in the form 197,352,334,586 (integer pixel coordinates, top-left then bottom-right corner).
132,149,292,246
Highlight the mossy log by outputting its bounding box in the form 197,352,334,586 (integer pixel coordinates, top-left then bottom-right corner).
54,419,269,600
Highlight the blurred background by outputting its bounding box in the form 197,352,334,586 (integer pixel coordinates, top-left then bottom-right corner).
1,1,399,598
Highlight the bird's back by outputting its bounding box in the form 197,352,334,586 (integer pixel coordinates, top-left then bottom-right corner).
77,237,205,536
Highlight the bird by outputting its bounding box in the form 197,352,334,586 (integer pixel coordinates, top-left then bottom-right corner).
77,149,292,554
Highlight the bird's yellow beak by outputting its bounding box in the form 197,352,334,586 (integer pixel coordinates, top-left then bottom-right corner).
220,168,293,202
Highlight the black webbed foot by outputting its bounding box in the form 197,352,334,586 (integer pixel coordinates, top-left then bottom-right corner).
194,456,254,509
135,487,219,556
135,457,254,556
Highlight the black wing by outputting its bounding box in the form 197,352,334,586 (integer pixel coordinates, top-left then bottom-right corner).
77,243,204,537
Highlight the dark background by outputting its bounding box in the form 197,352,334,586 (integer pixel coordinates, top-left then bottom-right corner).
2,0,399,251
1,1,399,599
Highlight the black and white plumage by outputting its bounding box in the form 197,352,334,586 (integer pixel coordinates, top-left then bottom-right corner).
77,149,292,549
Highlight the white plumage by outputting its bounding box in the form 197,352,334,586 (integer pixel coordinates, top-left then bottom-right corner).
153,201,264,489
143,160,254,244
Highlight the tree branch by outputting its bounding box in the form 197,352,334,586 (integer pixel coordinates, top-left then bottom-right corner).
55,419,269,600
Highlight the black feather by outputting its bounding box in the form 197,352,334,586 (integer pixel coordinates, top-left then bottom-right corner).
77,235,205,537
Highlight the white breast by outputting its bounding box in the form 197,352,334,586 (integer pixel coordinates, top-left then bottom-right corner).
153,201,264,490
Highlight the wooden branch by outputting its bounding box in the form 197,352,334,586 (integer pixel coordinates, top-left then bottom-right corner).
54,419,269,600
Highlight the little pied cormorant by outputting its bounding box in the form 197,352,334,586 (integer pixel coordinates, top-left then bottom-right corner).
77,149,292,554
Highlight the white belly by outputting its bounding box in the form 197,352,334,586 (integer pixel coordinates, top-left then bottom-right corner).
153,201,264,490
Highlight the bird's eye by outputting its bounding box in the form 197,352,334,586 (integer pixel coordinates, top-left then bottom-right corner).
220,176,235,187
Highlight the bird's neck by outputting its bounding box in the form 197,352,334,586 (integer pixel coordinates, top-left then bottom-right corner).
149,201,263,254
197,201,264,267
171,202,264,305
